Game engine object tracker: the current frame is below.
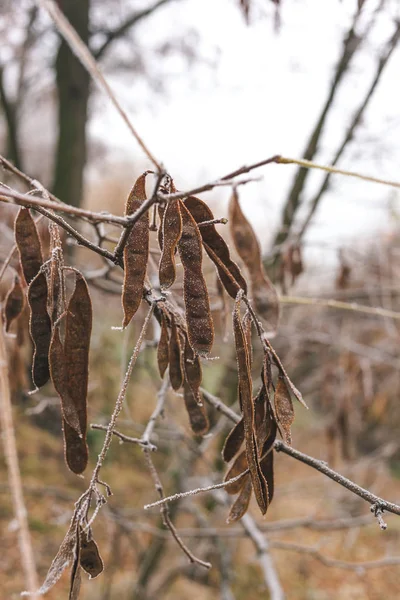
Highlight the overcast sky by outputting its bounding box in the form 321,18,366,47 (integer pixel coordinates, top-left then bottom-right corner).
91,0,400,268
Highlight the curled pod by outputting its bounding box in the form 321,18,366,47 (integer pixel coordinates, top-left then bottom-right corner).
226,475,252,524
159,199,182,289
224,450,248,495
169,316,183,391
15,207,43,285
122,172,150,328
184,195,247,298
4,275,25,332
222,418,244,463
28,271,51,388
79,528,104,579
177,200,214,356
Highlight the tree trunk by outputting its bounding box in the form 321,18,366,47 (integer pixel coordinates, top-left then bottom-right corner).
53,0,90,207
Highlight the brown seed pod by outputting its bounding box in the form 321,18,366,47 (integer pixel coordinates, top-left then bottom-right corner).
4,275,25,332
79,529,104,579
227,475,252,523
157,314,170,378
15,207,43,285
49,325,81,435
28,271,51,388
178,200,214,356
183,334,202,404
224,450,248,495
233,297,268,514
159,199,182,289
184,195,247,298
183,383,209,436
222,418,244,463
260,450,274,504
169,316,183,391
157,204,165,251
274,375,294,445
63,419,89,475
229,189,280,334
60,271,92,473
122,172,150,328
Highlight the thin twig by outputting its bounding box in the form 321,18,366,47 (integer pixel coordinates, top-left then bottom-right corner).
201,389,400,522
280,295,400,321
143,472,247,510
277,156,400,189
90,424,157,451
36,0,161,170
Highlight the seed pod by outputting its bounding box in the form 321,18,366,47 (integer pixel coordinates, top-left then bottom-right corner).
69,524,82,600
34,518,78,596
260,450,274,504
222,418,244,463
227,475,252,523
183,383,209,436
28,271,51,388
184,195,247,298
122,173,149,328
229,189,279,334
233,297,268,514
60,271,92,473
224,450,248,495
63,419,89,475
15,207,43,285
274,375,294,445
259,396,277,457
183,334,202,404
178,200,214,356
79,529,104,579
48,223,65,324
49,325,81,435
4,275,24,332
157,205,165,251
159,199,182,289
157,314,169,378
169,316,183,391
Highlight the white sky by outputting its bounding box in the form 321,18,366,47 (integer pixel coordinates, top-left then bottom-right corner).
90,0,400,268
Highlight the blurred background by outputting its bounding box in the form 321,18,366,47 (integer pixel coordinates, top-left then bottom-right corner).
2,0,400,598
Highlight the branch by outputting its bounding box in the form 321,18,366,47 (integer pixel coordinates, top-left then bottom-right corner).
298,20,400,239
270,540,400,572
94,0,177,60
272,1,371,250
0,317,39,596
201,390,400,523
35,0,161,170
280,295,400,321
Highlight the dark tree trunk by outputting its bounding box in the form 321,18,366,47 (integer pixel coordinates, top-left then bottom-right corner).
53,0,90,207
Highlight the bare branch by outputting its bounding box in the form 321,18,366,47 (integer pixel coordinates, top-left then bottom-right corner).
94,0,178,59
35,0,161,170
0,317,39,596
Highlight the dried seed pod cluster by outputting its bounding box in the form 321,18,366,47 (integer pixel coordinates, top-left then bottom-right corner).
10,208,92,475
222,292,303,522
